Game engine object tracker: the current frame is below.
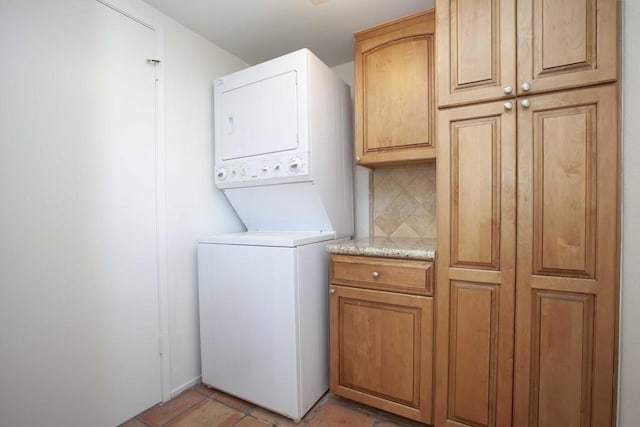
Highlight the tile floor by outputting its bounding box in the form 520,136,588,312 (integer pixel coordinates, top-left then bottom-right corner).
120,383,425,427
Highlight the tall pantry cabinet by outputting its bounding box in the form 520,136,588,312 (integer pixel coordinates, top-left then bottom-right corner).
435,1,620,426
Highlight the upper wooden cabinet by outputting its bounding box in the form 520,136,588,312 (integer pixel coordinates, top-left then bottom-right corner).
354,10,435,167
436,0,516,107
437,0,619,107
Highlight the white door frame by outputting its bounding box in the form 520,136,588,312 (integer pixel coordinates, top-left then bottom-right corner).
96,0,171,403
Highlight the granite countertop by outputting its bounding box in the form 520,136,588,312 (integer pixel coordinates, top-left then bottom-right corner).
326,237,437,261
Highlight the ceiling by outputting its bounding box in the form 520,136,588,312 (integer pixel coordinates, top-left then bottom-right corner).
143,0,434,67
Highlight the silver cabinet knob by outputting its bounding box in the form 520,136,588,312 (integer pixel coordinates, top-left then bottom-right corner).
504,102,514,110
372,271,379,279
521,99,531,108
504,86,513,94
329,288,335,295
521,82,531,92
355,156,361,162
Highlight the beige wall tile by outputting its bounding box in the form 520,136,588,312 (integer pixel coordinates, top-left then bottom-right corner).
371,164,436,238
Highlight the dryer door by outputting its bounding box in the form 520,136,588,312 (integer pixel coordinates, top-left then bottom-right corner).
218,70,299,161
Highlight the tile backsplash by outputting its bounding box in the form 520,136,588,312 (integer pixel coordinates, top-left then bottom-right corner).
371,164,436,238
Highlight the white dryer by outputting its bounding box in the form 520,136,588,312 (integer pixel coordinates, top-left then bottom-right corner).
198,49,353,421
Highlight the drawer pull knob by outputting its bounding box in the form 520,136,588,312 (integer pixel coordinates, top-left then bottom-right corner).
329,288,335,295
372,271,379,279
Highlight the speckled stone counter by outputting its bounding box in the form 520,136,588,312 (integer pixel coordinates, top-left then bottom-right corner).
326,237,436,261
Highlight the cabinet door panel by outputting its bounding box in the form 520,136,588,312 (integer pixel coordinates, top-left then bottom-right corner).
514,85,618,427
436,0,516,107
436,101,516,427
450,117,501,269
355,11,435,166
330,286,433,423
448,282,498,426
517,0,618,94
363,37,430,151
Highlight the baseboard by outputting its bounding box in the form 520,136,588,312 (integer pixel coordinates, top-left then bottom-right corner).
171,376,202,398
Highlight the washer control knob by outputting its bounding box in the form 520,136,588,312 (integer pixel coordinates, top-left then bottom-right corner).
240,167,247,176
216,168,227,180
274,163,281,171
289,157,301,170
261,164,269,172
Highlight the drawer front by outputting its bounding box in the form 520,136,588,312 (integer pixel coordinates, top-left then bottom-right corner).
330,255,433,296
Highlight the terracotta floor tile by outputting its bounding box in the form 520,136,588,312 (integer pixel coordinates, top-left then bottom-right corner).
193,383,216,397
118,418,146,427
211,390,255,413
305,400,376,427
375,413,427,427
137,390,206,426
166,399,244,427
234,416,273,427
249,407,298,426
374,420,421,427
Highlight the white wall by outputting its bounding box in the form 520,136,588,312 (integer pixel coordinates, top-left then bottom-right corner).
159,9,247,394
0,0,247,422
331,61,370,238
619,2,640,425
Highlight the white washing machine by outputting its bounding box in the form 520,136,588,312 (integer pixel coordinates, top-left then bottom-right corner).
198,232,346,420
198,49,353,421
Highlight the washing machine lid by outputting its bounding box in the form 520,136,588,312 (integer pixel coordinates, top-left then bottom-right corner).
198,231,335,247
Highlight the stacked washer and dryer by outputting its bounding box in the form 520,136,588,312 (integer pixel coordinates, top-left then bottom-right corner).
197,49,353,421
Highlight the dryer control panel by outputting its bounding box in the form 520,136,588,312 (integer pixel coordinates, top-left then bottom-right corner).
215,152,309,188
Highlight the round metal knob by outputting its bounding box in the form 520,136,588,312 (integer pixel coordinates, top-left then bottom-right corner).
521,99,531,108
355,156,361,162
504,86,513,94
521,82,531,92
504,102,514,110
372,271,379,279
329,288,335,295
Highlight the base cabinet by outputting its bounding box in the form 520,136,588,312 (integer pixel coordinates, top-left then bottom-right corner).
329,255,434,424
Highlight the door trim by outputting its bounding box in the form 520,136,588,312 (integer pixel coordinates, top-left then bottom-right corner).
95,0,171,403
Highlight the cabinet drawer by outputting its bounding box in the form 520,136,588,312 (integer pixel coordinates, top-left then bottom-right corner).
330,255,433,296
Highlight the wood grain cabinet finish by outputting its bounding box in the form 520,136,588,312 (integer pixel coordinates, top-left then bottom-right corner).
436,86,619,427
517,0,618,96
329,255,434,424
436,101,517,427
514,85,619,427
436,0,516,107
354,10,435,167
437,0,618,108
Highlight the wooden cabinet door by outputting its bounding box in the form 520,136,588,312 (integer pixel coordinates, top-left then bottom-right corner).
329,285,433,424
354,11,435,166
436,100,517,427
514,85,618,427
436,0,516,107
517,0,619,95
